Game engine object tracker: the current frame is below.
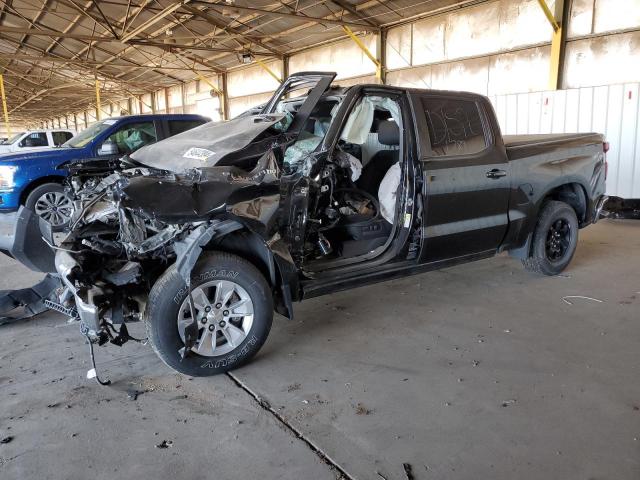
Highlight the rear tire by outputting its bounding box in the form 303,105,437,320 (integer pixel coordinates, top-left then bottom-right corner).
523,200,579,276
145,252,273,376
24,182,73,232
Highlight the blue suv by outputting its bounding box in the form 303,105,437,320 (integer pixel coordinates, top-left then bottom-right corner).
0,114,209,230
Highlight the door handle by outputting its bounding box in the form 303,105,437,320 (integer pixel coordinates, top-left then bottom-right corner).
486,169,507,179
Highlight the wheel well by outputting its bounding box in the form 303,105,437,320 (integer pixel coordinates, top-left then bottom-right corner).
207,229,294,318
19,175,66,205
542,183,587,224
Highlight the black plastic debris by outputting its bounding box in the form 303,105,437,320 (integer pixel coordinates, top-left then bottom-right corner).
403,463,415,480
155,440,173,449
0,274,63,325
1,436,13,444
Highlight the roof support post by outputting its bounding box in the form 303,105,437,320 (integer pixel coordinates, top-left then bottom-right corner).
192,70,225,120
221,73,229,121
342,26,382,82
0,74,11,136
283,55,289,82
151,91,157,114
164,87,170,114
538,0,568,90
376,28,387,85
180,83,186,114
95,78,102,120
73,113,78,131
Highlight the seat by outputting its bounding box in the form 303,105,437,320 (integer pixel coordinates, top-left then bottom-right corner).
356,120,400,198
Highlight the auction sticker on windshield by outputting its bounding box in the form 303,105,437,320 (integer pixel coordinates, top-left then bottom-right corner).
183,147,215,162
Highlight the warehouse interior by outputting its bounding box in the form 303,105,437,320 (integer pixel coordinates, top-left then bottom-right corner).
0,1,639,479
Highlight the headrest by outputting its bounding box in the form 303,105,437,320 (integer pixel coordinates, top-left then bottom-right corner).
378,120,399,146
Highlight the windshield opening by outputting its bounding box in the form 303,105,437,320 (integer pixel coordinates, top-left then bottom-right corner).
2,132,25,145
65,120,112,148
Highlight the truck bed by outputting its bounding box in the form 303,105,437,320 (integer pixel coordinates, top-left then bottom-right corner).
504,133,604,161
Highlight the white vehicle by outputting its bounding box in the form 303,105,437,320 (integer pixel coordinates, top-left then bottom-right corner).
0,129,75,154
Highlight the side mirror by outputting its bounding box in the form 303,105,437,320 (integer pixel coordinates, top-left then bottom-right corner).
97,140,118,156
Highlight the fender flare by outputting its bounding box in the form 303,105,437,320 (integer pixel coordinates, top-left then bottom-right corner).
173,220,297,320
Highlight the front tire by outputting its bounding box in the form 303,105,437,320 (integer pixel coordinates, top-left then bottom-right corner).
145,252,273,376
24,182,73,232
523,200,579,276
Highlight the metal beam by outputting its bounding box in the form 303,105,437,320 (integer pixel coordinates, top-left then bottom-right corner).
0,75,11,136
342,26,382,81
182,4,283,58
121,1,191,42
330,0,379,28
538,0,568,90
196,2,379,31
254,58,282,83
0,53,218,71
95,79,101,120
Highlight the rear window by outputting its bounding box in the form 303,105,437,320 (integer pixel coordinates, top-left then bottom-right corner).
52,131,73,146
168,119,206,137
420,97,488,157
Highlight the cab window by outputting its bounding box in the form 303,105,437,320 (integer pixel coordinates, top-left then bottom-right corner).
103,122,157,154
19,132,48,148
52,131,73,146
167,119,206,136
420,97,488,157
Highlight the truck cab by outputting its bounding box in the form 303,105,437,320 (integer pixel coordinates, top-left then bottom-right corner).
0,129,75,154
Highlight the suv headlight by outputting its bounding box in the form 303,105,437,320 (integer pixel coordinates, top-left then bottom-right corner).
0,166,17,192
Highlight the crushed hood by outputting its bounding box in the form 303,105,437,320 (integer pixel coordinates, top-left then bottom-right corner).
130,114,287,173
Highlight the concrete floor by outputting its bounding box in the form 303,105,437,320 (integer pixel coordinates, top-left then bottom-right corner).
0,219,639,480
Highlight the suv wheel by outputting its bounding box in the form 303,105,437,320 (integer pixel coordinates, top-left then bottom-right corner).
523,200,579,276
25,183,73,232
145,252,274,376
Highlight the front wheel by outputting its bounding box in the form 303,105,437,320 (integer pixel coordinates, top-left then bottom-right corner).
24,183,73,232
145,252,274,376
522,200,579,276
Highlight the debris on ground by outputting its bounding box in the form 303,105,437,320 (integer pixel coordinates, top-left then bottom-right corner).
0,436,13,444
472,360,480,367
155,440,173,449
562,295,604,305
501,399,517,408
376,471,389,480
286,383,301,392
127,389,145,401
403,462,415,480
354,403,373,415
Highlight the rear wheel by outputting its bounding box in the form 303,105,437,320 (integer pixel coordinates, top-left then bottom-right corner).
145,252,273,376
24,183,73,232
523,200,579,276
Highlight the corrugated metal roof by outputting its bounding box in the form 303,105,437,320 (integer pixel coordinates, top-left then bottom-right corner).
0,0,478,122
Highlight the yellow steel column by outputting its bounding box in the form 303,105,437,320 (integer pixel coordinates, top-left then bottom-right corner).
0,74,11,136
95,78,102,120
537,0,567,90
342,26,382,82
255,58,282,83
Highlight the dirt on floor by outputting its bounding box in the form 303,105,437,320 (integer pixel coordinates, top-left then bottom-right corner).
0,219,639,480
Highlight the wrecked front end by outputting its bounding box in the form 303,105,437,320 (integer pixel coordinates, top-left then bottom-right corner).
57,143,286,351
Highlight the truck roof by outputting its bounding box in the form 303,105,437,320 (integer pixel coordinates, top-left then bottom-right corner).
101,113,211,122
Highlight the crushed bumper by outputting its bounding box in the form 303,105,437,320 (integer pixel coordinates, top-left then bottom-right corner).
0,206,57,273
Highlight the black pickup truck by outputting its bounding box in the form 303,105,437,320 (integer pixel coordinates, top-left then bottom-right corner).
17,72,608,377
